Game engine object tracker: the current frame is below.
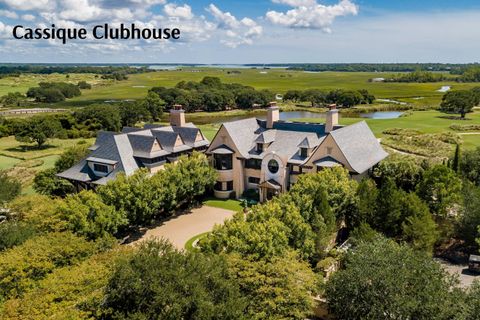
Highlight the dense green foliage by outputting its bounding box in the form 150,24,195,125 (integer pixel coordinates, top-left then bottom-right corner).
73,104,122,132
0,232,109,301
440,89,478,118
14,115,62,147
458,182,480,246
384,70,451,83
284,88,375,107
1,250,120,320
417,165,463,216
227,252,320,320
98,152,216,225
326,237,465,320
202,167,352,262
354,178,439,253
0,222,37,251
26,82,81,103
150,76,275,111
282,63,470,73
0,170,21,204
0,64,151,76
0,92,27,107
460,146,480,186
103,240,247,320
58,191,128,240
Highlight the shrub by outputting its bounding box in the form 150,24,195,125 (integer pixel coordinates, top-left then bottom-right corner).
0,222,37,251
58,190,128,240
326,237,465,320
0,232,105,300
0,170,21,204
0,250,123,320
103,239,247,319
6,194,65,232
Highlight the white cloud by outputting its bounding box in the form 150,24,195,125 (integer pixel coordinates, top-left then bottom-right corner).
0,0,54,11
0,9,18,19
0,21,13,39
21,14,36,21
163,3,193,20
272,0,316,6
266,0,358,32
207,4,263,48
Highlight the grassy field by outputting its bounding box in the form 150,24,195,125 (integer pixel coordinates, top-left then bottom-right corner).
66,69,480,107
0,73,110,98
2,68,479,109
0,137,95,193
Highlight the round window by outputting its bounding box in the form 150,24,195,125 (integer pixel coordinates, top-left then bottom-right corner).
268,159,279,174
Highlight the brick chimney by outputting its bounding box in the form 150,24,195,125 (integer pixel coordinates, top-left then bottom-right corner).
170,104,185,127
267,102,279,129
325,104,338,133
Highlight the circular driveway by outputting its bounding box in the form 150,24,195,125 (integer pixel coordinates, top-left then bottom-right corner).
132,205,235,250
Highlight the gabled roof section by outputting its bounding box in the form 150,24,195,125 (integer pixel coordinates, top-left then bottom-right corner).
330,121,388,174
297,136,316,148
255,130,276,144
172,126,209,148
222,118,263,158
128,134,156,154
151,130,190,153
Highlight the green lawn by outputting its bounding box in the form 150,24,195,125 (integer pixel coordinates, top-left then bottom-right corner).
0,155,21,170
0,136,95,160
184,232,210,252
203,197,243,212
0,73,108,98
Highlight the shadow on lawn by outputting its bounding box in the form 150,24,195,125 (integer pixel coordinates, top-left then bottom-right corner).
5,144,56,153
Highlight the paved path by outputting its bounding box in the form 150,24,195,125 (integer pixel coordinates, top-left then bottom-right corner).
131,205,235,250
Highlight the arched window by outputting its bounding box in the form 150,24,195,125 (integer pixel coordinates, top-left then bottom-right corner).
268,159,279,174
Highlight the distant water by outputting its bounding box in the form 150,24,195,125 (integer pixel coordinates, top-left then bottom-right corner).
437,86,451,93
377,98,408,105
360,111,404,119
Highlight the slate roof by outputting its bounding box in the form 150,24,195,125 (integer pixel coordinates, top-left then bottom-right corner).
57,123,209,184
329,121,388,174
216,118,326,164
210,117,387,173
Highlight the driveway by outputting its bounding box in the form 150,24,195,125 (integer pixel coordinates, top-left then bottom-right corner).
436,259,480,288
131,205,235,250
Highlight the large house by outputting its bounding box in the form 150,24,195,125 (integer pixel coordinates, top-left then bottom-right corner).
57,106,209,190
206,103,388,202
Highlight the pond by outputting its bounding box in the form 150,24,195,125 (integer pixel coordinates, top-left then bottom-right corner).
188,110,404,124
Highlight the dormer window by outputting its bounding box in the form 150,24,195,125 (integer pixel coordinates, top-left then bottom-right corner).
257,143,264,153
93,163,109,173
300,147,308,158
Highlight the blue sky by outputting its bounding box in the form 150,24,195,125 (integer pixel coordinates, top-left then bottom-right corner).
0,0,479,63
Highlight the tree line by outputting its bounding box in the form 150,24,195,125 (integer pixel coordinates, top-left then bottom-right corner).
283,88,375,107
382,66,480,83
0,91,165,147
150,76,275,112
0,64,152,76
281,63,473,73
